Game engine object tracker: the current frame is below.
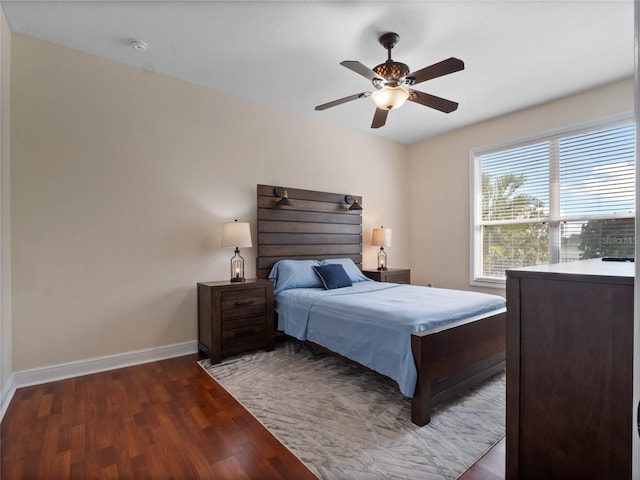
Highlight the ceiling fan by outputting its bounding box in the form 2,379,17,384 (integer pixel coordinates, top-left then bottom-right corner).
315,32,464,129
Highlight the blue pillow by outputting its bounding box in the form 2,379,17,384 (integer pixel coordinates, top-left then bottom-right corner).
312,264,353,290
319,258,371,283
268,259,322,295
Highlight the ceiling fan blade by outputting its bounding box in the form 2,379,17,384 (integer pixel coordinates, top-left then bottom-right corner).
409,89,459,113
315,92,370,111
340,61,382,82
371,108,389,129
407,57,464,85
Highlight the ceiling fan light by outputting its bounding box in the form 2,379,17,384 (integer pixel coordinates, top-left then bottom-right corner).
371,86,410,110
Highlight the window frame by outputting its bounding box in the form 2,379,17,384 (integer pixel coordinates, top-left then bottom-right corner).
470,113,635,288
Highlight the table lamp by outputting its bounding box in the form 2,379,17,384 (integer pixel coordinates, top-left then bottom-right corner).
372,226,392,271
221,220,252,282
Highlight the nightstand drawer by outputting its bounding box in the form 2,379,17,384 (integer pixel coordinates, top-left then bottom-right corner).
222,321,266,342
221,288,266,318
384,272,410,284
222,322,267,356
223,337,268,357
222,315,265,330
363,268,411,284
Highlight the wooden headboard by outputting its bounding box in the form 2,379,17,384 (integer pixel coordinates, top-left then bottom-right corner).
256,184,363,279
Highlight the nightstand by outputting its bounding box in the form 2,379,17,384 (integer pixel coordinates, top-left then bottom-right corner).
197,279,274,364
363,268,411,284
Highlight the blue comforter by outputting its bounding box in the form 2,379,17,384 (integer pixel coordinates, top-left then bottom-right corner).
275,282,506,397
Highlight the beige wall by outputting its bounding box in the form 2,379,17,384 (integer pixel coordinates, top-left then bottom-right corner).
8,32,635,373
407,78,634,294
11,34,409,371
0,6,11,400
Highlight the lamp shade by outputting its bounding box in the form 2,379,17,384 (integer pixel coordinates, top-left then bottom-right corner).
221,220,252,248
372,227,392,247
371,86,409,110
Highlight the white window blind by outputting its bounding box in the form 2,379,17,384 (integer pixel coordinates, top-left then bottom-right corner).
473,120,635,284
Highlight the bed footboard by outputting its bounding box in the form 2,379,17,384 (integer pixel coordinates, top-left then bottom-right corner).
410,311,506,426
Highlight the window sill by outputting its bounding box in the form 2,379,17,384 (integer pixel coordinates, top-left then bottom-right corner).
470,278,506,289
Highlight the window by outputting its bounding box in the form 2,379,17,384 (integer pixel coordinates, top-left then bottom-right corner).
472,119,635,285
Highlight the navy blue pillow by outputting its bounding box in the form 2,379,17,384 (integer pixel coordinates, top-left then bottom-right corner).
312,264,353,290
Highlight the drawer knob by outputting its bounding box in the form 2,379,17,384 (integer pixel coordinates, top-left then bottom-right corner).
234,300,255,307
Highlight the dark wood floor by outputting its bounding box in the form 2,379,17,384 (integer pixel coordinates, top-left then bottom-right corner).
1,352,505,480
1,353,317,479
458,437,505,480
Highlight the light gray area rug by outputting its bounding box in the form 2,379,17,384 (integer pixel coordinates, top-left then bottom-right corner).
199,340,505,480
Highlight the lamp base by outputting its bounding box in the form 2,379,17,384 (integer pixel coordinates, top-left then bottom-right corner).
230,277,245,283
377,267,388,271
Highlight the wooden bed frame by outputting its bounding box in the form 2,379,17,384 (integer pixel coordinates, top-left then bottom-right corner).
256,184,506,426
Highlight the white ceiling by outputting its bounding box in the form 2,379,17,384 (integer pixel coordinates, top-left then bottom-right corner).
1,0,634,145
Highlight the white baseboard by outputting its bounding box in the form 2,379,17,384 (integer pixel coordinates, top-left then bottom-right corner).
0,373,15,420
12,340,198,391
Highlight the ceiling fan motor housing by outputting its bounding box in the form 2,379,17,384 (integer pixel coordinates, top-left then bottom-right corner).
374,61,410,84
374,33,410,86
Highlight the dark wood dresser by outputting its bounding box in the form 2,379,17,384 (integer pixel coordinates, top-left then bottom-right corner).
197,279,274,364
506,259,634,479
363,268,411,284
